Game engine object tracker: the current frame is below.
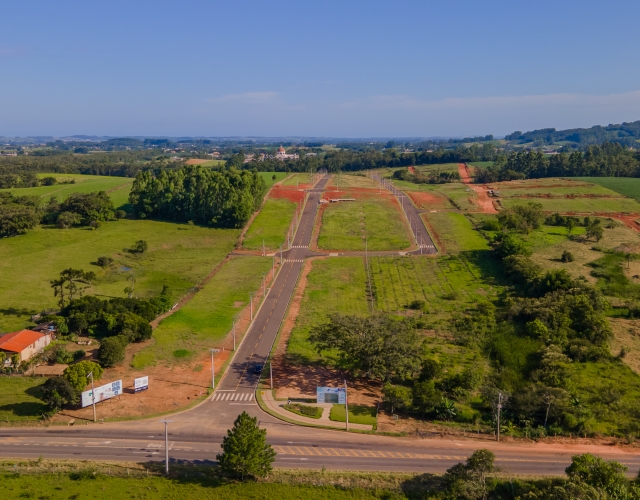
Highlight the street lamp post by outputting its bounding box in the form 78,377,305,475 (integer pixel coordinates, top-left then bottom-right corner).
344,379,349,431
159,420,173,474
86,371,96,423
250,292,254,320
209,348,220,389
232,320,236,351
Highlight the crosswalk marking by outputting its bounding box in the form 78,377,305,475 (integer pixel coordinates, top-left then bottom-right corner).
290,245,308,248
284,259,304,263
211,392,255,402
419,244,435,248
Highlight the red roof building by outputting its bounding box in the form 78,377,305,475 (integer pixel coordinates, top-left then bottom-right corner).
0,329,52,363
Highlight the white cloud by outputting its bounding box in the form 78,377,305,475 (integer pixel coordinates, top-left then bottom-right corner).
206,91,279,104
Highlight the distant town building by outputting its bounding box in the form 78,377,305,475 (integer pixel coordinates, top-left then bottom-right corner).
275,145,299,160
0,329,52,363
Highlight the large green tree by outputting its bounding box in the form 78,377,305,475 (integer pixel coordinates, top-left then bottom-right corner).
216,411,276,480
63,360,103,394
309,314,423,381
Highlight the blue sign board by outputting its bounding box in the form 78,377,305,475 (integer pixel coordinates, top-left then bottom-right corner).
317,387,346,404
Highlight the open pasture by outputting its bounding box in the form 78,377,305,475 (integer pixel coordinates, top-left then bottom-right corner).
500,196,640,213
286,258,369,365
492,178,625,197
317,190,412,251
1,174,134,209
422,212,489,253
132,256,271,368
280,172,312,187
370,255,502,320
0,221,239,332
574,177,640,202
327,173,380,190
260,171,288,188
0,377,47,423
243,198,297,251
414,163,460,174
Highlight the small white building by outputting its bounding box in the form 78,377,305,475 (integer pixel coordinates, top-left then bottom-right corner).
0,329,52,363
275,146,299,160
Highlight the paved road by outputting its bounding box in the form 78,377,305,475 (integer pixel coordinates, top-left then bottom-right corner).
3,173,640,475
216,174,330,393
371,173,437,255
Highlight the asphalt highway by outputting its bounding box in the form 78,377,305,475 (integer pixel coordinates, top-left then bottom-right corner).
2,173,640,476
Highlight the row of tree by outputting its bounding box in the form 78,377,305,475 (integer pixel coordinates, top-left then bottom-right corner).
128,166,266,228
392,167,461,184
475,143,640,181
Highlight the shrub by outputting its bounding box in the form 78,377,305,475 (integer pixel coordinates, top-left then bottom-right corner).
114,209,126,219
561,250,574,263
41,377,78,409
481,218,501,231
96,256,114,268
98,336,127,367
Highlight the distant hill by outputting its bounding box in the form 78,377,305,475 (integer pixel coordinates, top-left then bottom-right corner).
505,121,640,147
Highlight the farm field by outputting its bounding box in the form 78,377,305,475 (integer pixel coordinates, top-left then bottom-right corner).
0,174,134,209
286,258,369,365
422,212,489,253
0,377,47,424
499,196,640,213
574,177,640,202
317,194,411,251
184,158,226,167
466,161,494,168
370,255,503,321
132,256,271,368
243,198,297,251
491,178,622,197
0,221,239,332
414,162,460,174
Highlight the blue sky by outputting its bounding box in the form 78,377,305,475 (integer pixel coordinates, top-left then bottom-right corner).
2,0,640,138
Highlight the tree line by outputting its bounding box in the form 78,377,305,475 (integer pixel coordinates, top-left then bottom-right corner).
128,165,266,228
0,191,123,237
475,142,640,182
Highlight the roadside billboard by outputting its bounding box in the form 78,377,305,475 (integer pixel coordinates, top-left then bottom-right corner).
317,386,346,404
81,380,123,408
134,376,149,393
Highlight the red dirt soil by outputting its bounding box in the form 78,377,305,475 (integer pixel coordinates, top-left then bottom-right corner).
408,166,416,174
406,191,450,210
458,163,498,214
269,186,307,203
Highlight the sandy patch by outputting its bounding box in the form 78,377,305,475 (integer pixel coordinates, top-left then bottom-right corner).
406,191,451,210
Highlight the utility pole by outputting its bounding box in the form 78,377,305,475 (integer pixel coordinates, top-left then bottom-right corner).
232,320,236,351
159,420,173,475
344,379,349,431
497,393,502,442
87,372,96,423
262,239,265,257
209,348,220,388
250,292,254,320
280,245,283,265
270,362,273,389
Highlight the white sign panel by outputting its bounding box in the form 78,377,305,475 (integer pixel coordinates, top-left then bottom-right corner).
134,376,149,393
81,380,123,408
317,387,346,404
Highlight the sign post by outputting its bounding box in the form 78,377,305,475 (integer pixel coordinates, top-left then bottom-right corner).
81,380,123,409
134,376,149,393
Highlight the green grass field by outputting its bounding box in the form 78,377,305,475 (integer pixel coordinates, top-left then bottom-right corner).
132,256,271,368
0,377,47,423
0,221,239,332
317,198,411,251
422,212,489,253
500,196,640,213
260,172,289,188
281,173,312,186
243,198,297,251
466,161,494,168
414,163,460,174
494,179,621,197
0,473,393,500
287,258,369,365
574,177,640,202
370,255,502,320
330,404,377,426
329,174,380,189
1,174,134,209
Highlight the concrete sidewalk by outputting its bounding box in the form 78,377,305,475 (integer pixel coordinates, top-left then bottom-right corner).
259,390,374,431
